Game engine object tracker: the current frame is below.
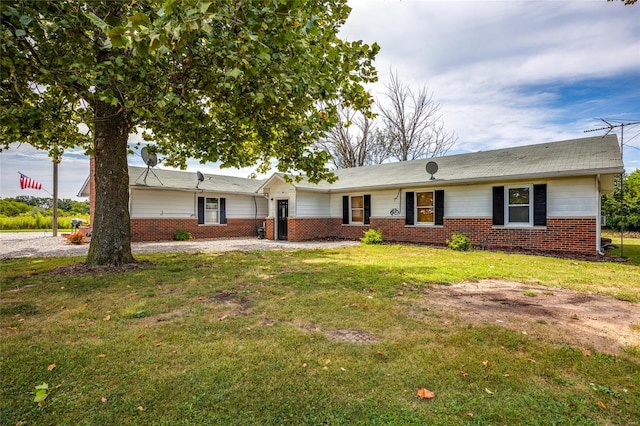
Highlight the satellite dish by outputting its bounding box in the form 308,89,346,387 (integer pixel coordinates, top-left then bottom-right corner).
196,171,205,188
141,146,158,167
426,161,438,180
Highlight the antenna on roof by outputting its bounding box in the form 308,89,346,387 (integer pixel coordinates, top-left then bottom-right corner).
425,161,438,180
584,118,640,258
196,171,205,188
135,146,163,185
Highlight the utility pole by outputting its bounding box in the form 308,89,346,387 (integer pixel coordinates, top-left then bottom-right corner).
585,119,640,257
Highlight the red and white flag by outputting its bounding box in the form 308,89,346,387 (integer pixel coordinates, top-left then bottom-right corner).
19,172,43,190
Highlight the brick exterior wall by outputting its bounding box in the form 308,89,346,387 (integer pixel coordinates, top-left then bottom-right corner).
279,216,597,255
265,218,275,240
131,218,263,242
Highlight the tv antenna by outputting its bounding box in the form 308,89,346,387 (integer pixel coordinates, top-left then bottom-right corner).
585,118,640,257
136,146,163,185
425,161,439,180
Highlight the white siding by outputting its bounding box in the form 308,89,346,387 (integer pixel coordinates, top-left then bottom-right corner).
444,184,493,218
547,177,596,217
297,191,331,217
323,177,597,220
130,189,195,218
223,194,268,218
130,189,267,219
265,180,296,217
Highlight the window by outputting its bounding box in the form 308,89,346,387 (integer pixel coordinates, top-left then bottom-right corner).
405,190,444,226
507,186,530,224
342,195,371,225
205,197,219,224
416,191,434,224
493,185,546,227
197,196,227,225
351,195,364,223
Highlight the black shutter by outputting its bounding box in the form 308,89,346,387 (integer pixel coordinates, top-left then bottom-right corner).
220,197,227,224
533,184,547,226
492,186,504,226
434,190,444,226
197,197,205,224
342,196,349,224
364,194,371,225
405,192,415,225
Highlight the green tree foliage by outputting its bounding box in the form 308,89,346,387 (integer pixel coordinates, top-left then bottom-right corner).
602,170,640,231
0,198,31,216
6,197,90,215
1,1,378,265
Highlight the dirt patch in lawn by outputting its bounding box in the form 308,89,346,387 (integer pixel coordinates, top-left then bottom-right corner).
416,280,640,355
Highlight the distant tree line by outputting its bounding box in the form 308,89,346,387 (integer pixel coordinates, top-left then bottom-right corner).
0,196,89,217
602,170,640,232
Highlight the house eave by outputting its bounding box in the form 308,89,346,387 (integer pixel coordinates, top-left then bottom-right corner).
294,167,625,194
129,184,261,197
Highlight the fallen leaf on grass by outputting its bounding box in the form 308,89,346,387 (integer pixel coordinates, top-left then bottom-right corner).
417,388,435,400
482,360,489,367
466,412,474,417
97,354,106,358
597,400,606,409
137,405,144,411
582,349,591,357
461,371,468,377
324,358,331,365
47,364,56,371
103,315,110,321
101,396,107,403
485,388,495,395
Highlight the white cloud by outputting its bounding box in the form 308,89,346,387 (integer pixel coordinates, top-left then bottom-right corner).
2,0,638,200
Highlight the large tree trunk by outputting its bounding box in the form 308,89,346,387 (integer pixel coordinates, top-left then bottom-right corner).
86,100,135,266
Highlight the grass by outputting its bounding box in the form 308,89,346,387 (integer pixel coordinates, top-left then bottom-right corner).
603,230,640,266
1,245,639,425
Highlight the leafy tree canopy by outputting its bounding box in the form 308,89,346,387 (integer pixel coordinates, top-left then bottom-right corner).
1,0,378,265
602,170,640,232
1,0,378,180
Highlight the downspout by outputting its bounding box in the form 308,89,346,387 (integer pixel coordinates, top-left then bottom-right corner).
596,175,605,255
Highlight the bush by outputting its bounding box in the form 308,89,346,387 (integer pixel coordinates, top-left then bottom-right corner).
447,233,471,251
361,229,383,245
65,231,86,245
173,229,192,241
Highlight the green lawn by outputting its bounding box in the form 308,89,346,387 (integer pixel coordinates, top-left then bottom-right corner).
1,245,639,425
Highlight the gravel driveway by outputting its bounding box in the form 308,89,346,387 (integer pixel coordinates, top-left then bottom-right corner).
0,232,360,259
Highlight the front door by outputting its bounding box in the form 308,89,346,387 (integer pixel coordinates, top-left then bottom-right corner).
277,200,288,240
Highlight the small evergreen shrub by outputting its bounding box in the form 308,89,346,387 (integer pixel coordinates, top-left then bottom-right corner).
447,233,471,251
361,229,384,245
65,231,86,245
173,229,192,241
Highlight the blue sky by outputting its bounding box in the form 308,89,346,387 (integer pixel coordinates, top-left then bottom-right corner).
1,0,638,199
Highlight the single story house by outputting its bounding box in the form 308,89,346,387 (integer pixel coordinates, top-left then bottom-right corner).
79,135,623,255
79,165,268,242
257,135,623,255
